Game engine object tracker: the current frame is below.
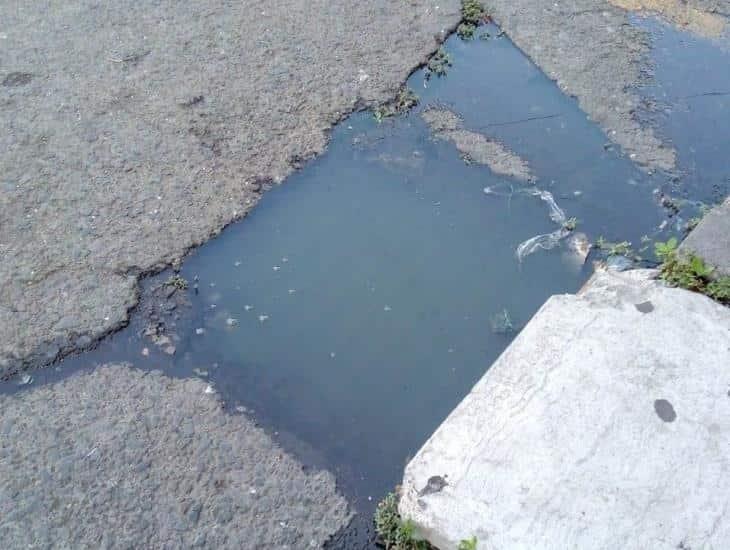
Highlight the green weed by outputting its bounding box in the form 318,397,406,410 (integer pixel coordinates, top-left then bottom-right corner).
165,274,188,290
654,238,730,305
374,493,431,549
595,237,634,257
426,48,452,79
458,536,479,550
374,87,419,122
457,0,487,40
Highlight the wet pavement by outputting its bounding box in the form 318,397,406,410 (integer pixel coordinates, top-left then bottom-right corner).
2,14,729,550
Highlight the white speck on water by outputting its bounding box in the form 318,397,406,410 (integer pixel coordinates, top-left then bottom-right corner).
330,352,336,359
448,348,454,353
573,190,583,196
234,260,242,267
226,317,238,326
383,305,392,312
288,289,296,294
235,405,246,413
249,488,257,495
258,314,269,323
209,282,216,287
204,384,215,394
193,368,209,377
210,304,216,309
244,304,253,311
282,257,288,263
16,374,33,386
141,347,149,356
195,328,205,335
272,265,281,271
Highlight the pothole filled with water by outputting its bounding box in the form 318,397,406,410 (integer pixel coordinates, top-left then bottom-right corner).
3,19,728,548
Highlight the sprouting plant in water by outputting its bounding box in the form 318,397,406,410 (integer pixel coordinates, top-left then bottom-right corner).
374,493,432,549
595,236,634,257
490,308,516,335
165,274,188,290
457,0,487,40
374,87,419,122
707,277,730,303
654,238,730,304
562,217,578,231
457,22,477,39
685,216,702,232
458,537,479,550
426,48,452,79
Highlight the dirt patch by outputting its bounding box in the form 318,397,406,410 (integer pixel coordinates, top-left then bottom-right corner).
422,108,533,181
609,0,728,38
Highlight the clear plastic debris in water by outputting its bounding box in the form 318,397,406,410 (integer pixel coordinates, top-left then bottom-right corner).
516,228,570,262
226,317,238,326
258,314,269,323
383,305,392,311
490,308,517,335
484,183,575,262
244,304,253,311
15,373,33,386
195,327,205,335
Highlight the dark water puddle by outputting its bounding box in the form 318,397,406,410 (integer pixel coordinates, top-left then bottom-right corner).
3,21,726,548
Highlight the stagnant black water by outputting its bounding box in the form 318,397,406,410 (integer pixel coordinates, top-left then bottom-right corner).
4,19,728,548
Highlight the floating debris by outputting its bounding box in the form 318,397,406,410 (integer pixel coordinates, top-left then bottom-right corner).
244,304,253,311
195,327,205,335
163,345,176,356
234,260,242,267
490,308,517,335
565,232,592,265
288,289,296,294
15,373,33,386
516,228,570,263
204,384,215,394
383,305,392,312
272,265,281,271
192,368,209,377
141,347,149,356
258,314,269,323
226,317,238,326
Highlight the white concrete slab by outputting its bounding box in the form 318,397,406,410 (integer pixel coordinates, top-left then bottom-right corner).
400,269,730,550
